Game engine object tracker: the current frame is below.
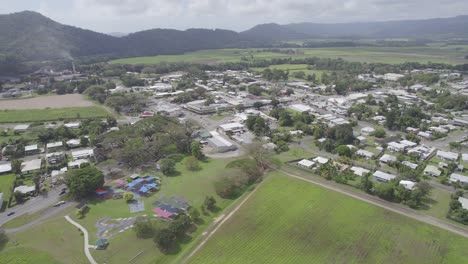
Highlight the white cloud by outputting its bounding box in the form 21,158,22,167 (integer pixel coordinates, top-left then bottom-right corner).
14,0,468,33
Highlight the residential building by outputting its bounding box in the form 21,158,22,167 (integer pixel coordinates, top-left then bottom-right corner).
399,140,417,148
68,159,89,169
402,161,418,170
46,152,65,164
424,165,442,177
208,131,237,153
437,151,459,162
14,185,35,195
356,149,374,159
64,122,81,129
218,123,245,134
72,149,94,160
21,159,42,173
373,171,397,182
350,166,370,177
24,144,39,155
47,141,63,150
387,142,406,153
379,154,397,164
399,180,416,190
449,173,468,184
13,124,30,133
313,156,329,165
407,145,436,160
297,159,315,169
66,139,81,148
458,197,468,210
361,127,375,136
0,162,12,174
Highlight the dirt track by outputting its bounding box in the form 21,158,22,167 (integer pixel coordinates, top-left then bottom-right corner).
0,94,94,110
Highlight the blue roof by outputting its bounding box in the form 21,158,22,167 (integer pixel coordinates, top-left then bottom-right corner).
146,183,158,188
139,186,149,193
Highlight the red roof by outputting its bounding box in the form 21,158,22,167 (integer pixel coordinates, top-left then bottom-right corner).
153,207,173,218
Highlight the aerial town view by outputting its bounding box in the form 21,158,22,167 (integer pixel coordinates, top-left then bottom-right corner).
0,1,467,264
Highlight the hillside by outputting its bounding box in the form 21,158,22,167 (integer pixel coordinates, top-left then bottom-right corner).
1,11,468,74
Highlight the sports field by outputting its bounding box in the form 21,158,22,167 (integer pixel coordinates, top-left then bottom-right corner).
0,94,94,110
189,173,468,264
110,45,468,65
0,106,109,123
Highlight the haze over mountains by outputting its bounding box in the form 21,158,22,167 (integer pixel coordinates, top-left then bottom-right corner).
1,11,468,64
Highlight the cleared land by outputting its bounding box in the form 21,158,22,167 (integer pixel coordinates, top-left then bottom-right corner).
111,45,468,65
0,94,94,110
0,174,16,210
190,173,468,264
0,106,109,123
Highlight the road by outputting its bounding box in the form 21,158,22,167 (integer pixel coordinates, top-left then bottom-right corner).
279,167,468,238
65,215,98,264
0,184,66,226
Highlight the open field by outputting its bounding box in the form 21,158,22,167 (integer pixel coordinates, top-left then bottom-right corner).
72,157,238,264
0,94,95,110
111,45,468,65
0,174,16,210
251,64,326,82
0,207,87,264
0,106,109,123
190,173,468,264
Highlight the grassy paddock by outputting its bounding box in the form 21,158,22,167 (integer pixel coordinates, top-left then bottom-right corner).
190,173,468,264
110,46,468,65
0,106,110,123
0,174,16,210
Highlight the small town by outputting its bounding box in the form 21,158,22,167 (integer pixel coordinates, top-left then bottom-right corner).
0,2,468,264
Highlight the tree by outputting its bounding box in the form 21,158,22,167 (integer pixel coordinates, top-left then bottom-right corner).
11,160,22,174
374,128,386,138
335,145,352,157
13,191,27,203
359,173,374,193
204,196,217,211
106,115,117,127
124,192,134,202
246,142,270,170
160,158,176,176
190,141,204,160
80,136,89,147
133,217,154,238
189,207,201,222
64,166,104,198
185,156,200,171
214,169,248,198
32,173,41,195
153,228,176,254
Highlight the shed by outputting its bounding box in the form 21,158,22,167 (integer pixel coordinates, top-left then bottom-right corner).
95,239,109,250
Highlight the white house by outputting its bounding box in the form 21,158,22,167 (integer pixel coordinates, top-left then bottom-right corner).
13,124,30,133
350,166,370,177
449,173,468,184
356,149,374,159
437,151,459,162
399,180,417,190
402,161,418,170
387,142,406,153
399,140,417,148
66,139,81,148
0,163,12,174
68,159,89,169
373,171,397,182
14,185,35,195
361,127,375,136
313,156,329,165
297,159,315,169
47,141,63,150
21,159,42,173
218,122,245,134
71,149,94,160
380,154,397,164
458,197,468,210
424,165,442,177
384,73,405,81
289,104,312,113
64,122,81,129
24,144,39,154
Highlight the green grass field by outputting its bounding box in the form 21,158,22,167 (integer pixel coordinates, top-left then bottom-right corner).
190,173,468,264
111,45,468,65
251,64,326,82
0,106,110,123
0,174,16,210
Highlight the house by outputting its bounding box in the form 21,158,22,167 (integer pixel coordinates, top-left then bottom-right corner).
361,127,375,136
47,141,63,150
384,73,405,81
424,165,441,177
208,132,237,153
407,145,436,160
373,171,397,182
46,152,65,164
387,142,406,153
438,162,448,169
399,180,417,190
350,166,370,177
64,122,81,129
126,176,159,195
14,185,35,195
68,159,89,169
313,156,329,165
0,162,12,174
402,161,418,170
379,154,397,164
139,111,155,118
24,144,39,155
437,151,459,162
463,153,468,162
21,159,42,173
399,140,417,148
406,127,420,134
356,136,367,145
297,159,315,169
289,104,312,113
356,149,375,159
13,124,30,133
449,173,468,184
218,123,245,134
417,131,432,140
71,149,94,160
66,139,81,148
458,197,468,210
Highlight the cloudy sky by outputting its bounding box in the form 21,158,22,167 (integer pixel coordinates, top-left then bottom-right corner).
2,0,468,33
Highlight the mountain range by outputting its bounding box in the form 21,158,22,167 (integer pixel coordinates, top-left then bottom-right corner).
1,11,468,67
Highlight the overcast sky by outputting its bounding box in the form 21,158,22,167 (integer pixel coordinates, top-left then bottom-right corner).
2,0,468,33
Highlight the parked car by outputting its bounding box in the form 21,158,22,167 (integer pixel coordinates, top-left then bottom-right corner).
59,190,66,195
7,211,15,216
54,201,66,207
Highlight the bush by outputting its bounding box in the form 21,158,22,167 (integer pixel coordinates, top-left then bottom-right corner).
184,156,200,171
167,154,184,163
214,169,248,199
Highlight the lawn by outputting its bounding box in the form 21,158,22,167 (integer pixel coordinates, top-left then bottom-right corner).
251,64,326,82
110,46,468,65
190,173,468,264
0,106,110,123
0,207,87,264
268,146,314,165
72,157,239,264
0,174,16,210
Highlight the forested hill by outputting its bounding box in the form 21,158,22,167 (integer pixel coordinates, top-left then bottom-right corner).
1,11,468,74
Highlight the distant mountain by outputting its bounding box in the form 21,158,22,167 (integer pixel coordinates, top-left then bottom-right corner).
1,11,468,74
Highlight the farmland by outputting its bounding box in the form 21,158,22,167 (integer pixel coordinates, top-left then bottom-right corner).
189,173,468,264
0,106,109,123
110,45,468,65
0,94,95,110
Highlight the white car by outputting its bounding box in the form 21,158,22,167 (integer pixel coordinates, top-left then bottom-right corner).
54,201,66,207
